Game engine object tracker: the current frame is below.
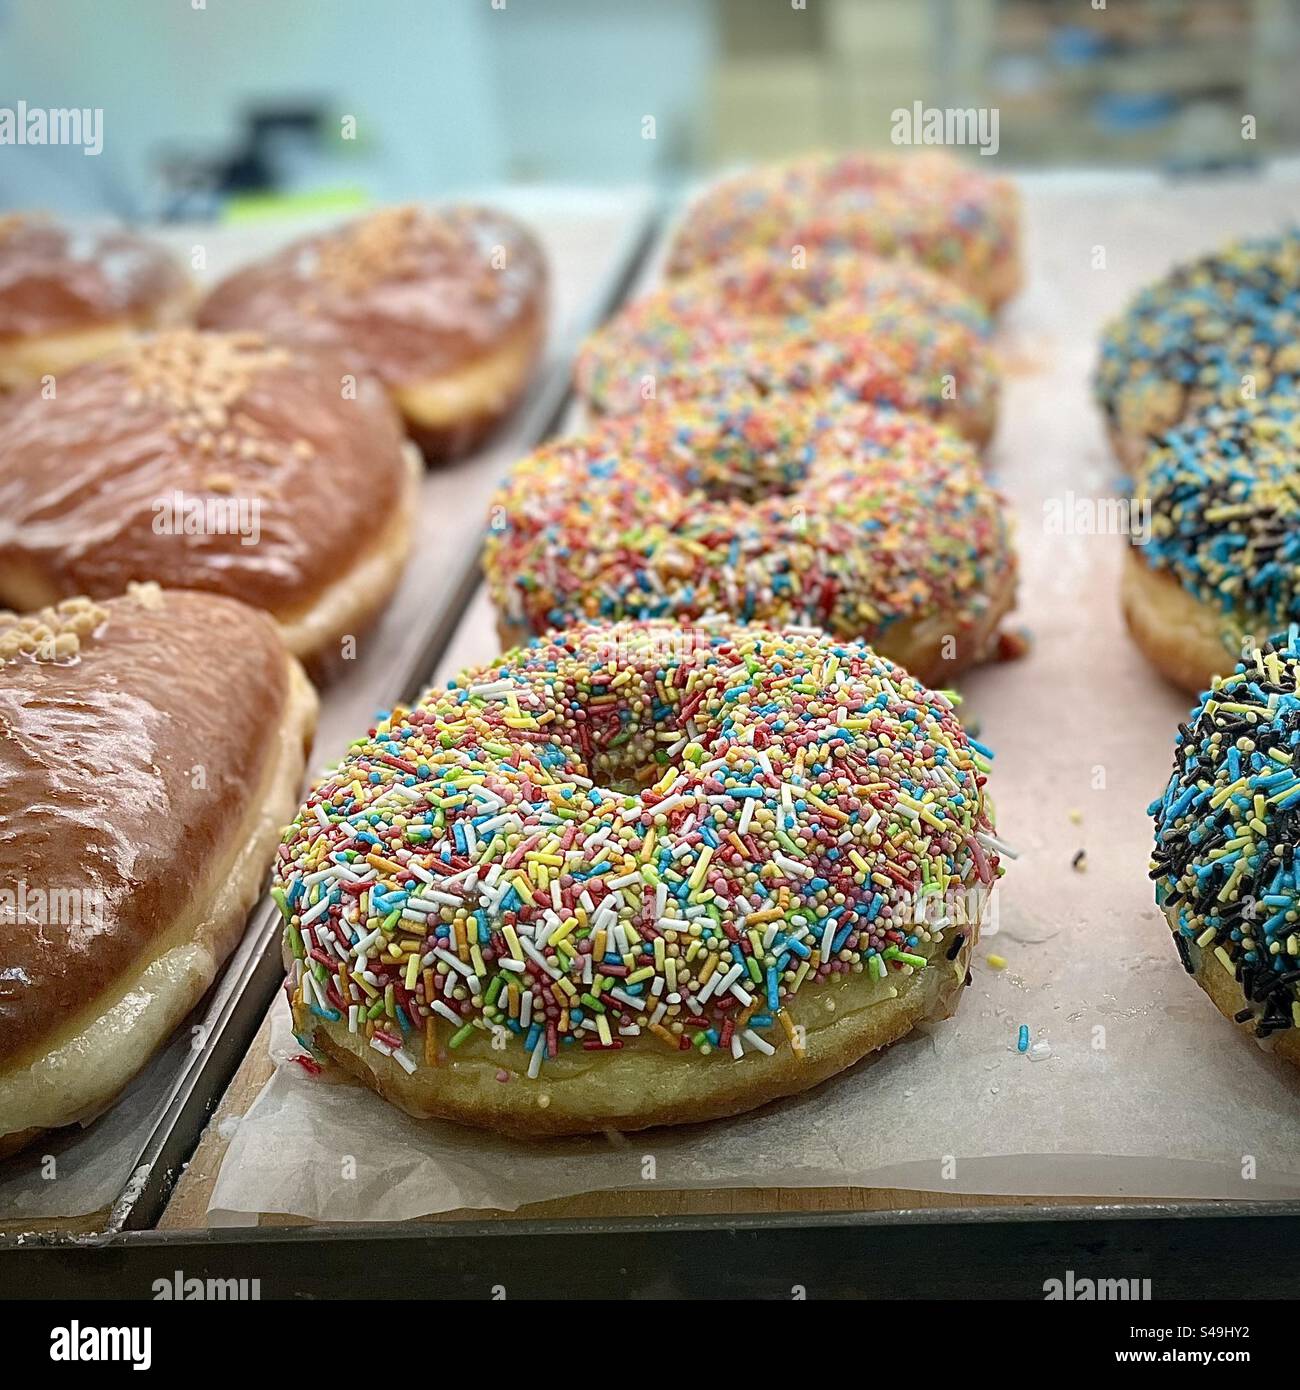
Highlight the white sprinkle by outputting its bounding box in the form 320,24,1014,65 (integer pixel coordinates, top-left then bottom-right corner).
743,1029,776,1056
469,681,516,698
433,947,475,978
300,893,334,926
774,852,814,878
351,928,381,959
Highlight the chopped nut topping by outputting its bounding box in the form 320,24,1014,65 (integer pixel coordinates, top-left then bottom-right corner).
0,597,110,667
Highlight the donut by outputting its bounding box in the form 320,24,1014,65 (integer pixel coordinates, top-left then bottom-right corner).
197,204,549,462
665,151,1021,311
574,250,999,447
0,213,192,391
0,328,420,675
275,618,1001,1136
1096,231,1300,472
485,395,1016,688
1122,399,1300,694
0,586,317,1157
1149,629,1300,1070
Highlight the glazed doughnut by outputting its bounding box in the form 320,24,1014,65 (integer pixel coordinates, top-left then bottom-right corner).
197,205,549,462
1096,231,1300,472
575,250,999,447
0,329,419,675
0,214,192,391
0,586,317,1156
485,395,1016,687
275,619,1001,1137
666,151,1021,312
1122,399,1300,694
1149,630,1300,1070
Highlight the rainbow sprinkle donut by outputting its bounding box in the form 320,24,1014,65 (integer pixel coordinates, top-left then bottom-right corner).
1150,629,1300,1071
1122,398,1300,694
485,395,1016,689
666,151,1021,312
575,250,1000,447
275,619,1002,1135
1096,231,1300,471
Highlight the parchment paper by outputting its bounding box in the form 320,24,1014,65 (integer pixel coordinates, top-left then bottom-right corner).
209,173,1300,1224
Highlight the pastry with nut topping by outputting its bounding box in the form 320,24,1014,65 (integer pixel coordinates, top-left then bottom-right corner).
0,329,419,676
0,214,192,391
198,205,549,462
0,586,317,1157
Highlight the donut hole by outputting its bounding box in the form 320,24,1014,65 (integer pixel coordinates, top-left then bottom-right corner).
582,685,688,796
587,731,668,795
651,401,816,506
567,634,719,794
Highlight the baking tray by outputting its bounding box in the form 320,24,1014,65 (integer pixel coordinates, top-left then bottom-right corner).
0,190,660,1241
3,1201,1299,1298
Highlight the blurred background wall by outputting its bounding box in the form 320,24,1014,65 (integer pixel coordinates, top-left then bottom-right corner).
1,0,1297,220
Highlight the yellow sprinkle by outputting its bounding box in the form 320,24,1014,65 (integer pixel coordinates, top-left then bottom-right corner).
986,954,1007,970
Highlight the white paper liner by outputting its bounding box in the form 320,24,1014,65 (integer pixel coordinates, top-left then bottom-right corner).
209,174,1300,1224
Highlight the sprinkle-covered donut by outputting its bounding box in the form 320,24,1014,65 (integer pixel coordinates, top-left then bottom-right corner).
1095,231,1300,471
575,250,999,447
666,151,1021,312
275,619,1001,1135
1149,630,1300,1070
1122,399,1300,693
485,395,1016,688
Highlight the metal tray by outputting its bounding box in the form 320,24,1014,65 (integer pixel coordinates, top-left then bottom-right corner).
0,193,660,1242
4,1200,1299,1298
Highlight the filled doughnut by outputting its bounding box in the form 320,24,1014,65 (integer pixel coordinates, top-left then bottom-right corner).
0,586,317,1157
485,395,1016,687
1122,398,1300,694
275,618,1001,1136
0,328,419,674
197,204,549,462
1096,231,1300,472
666,150,1021,312
575,250,999,447
1149,629,1300,1070
0,213,192,391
